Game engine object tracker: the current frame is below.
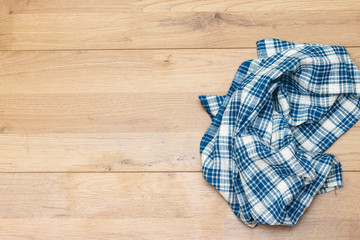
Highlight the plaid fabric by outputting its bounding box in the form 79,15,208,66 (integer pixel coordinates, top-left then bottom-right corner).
199,39,360,227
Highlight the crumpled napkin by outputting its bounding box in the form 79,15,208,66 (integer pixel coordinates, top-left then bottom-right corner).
199,39,360,227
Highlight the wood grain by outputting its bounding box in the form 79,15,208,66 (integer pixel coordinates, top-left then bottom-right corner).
0,1,359,50
0,92,359,133
0,172,358,239
0,49,249,94
0,129,358,172
0,133,202,172
0,48,360,172
0,48,359,172
0,48,358,94
2,0,360,13
0,92,209,133
0,0,359,238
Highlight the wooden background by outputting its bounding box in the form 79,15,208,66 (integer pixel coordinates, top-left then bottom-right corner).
0,0,359,239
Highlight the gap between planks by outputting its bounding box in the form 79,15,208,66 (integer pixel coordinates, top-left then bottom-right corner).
0,170,358,173
0,46,360,51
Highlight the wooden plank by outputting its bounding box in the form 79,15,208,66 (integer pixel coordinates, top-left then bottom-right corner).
0,92,210,133
0,129,358,172
0,217,358,240
0,2,359,50
0,48,358,94
0,133,202,172
0,172,358,239
0,92,359,133
2,0,360,14
0,49,251,94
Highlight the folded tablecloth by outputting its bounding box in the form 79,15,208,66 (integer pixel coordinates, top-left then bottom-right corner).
199,39,360,227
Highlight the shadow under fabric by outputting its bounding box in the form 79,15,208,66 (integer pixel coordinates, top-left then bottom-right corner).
199,39,360,227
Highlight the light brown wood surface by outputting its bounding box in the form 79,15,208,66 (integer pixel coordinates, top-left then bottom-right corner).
0,0,359,239
0,172,359,239
0,0,359,50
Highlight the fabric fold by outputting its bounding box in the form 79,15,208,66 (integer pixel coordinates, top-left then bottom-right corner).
199,95,225,119
199,39,360,227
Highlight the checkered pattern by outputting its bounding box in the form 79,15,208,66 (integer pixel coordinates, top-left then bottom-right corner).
199,39,360,227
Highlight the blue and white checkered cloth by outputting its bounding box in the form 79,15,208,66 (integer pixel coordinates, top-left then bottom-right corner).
199,39,360,227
